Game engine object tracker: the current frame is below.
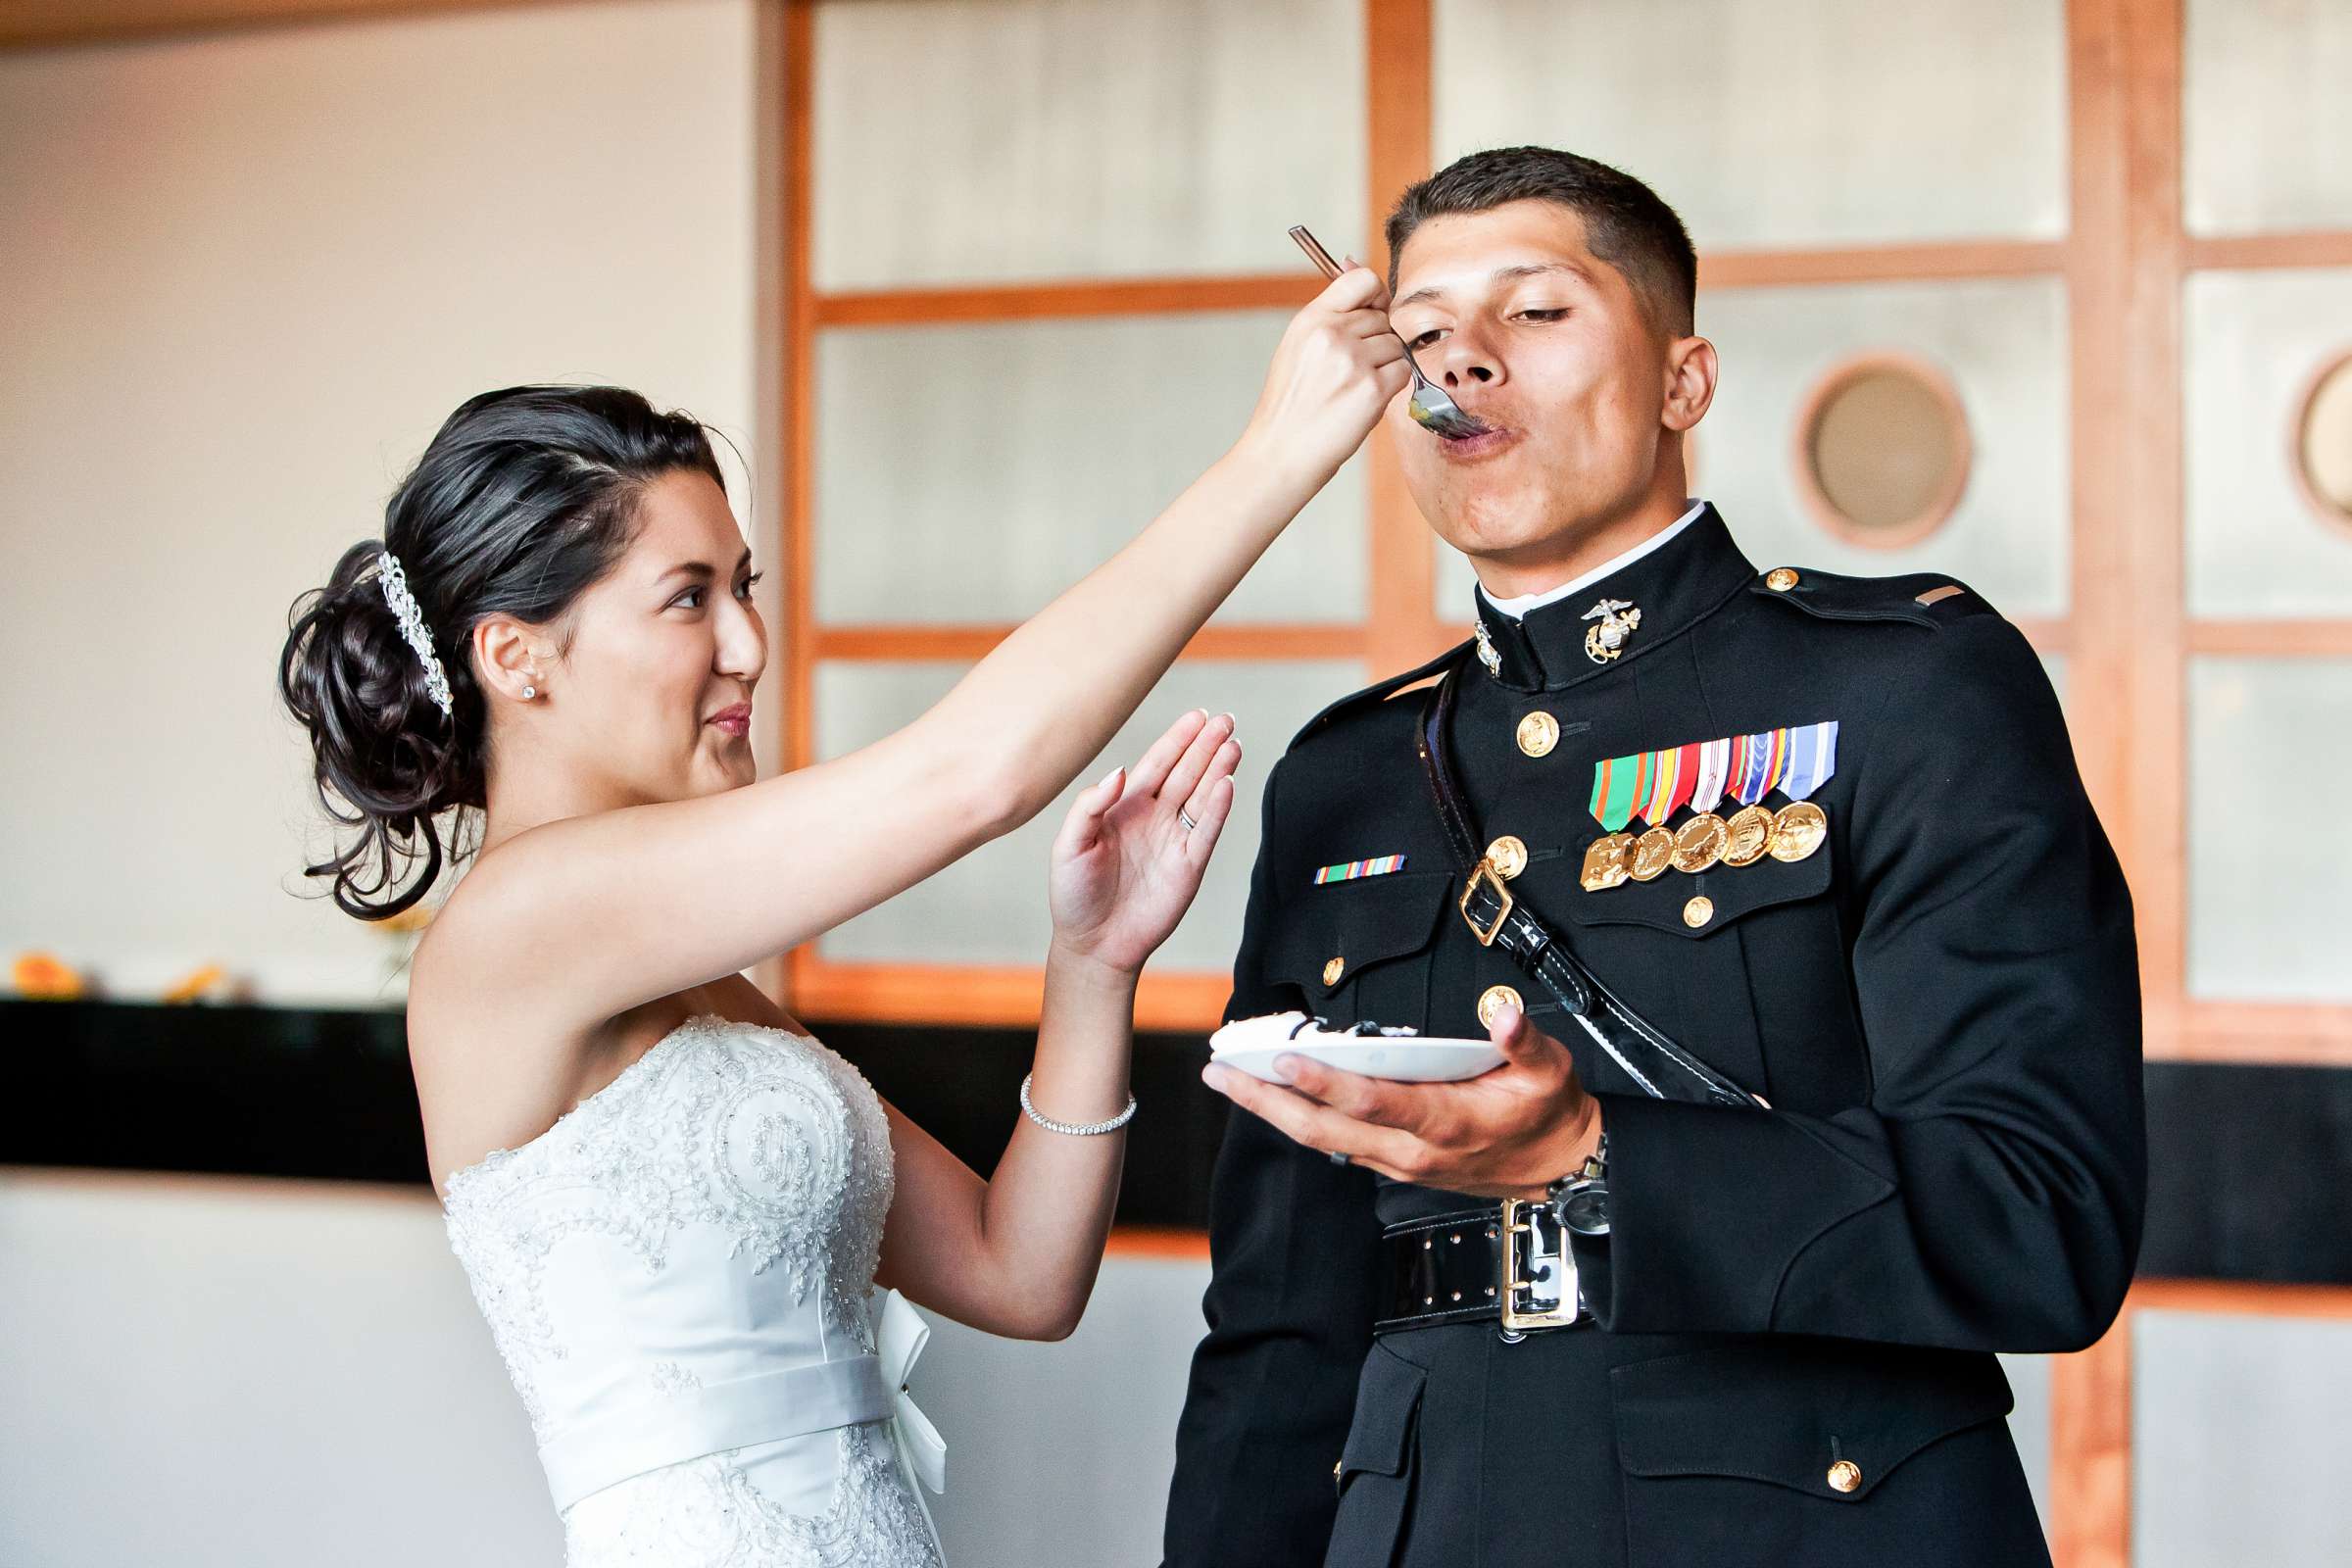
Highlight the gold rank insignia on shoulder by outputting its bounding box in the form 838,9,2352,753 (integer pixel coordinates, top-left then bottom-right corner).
1581,720,1840,892
1582,598,1642,663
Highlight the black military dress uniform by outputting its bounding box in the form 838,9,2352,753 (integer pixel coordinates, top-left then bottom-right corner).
1163,506,2144,1568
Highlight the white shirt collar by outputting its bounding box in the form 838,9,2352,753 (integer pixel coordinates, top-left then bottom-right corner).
1481,500,1707,620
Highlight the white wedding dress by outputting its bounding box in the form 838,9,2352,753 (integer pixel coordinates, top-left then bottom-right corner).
442,1013,947,1567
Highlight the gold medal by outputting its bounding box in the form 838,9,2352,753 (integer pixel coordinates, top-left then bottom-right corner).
1631,827,1676,881
1580,832,1634,891
1671,812,1728,874
1723,805,1775,867
1768,801,1829,862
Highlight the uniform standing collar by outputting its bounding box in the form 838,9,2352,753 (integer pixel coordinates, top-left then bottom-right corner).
1483,499,1706,619
1471,504,1756,692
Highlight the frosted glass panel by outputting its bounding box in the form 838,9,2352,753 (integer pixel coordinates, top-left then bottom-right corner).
2188,658,2352,1001
1433,0,2065,250
814,661,1360,967
2134,1310,2352,1567
2000,1353,2052,1532
2184,269,2352,618
817,313,1367,625
1437,278,2070,619
2039,653,2068,713
2185,0,2352,235
812,0,1366,288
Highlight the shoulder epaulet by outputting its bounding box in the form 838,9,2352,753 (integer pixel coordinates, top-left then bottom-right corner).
1747,564,1997,630
1288,640,1470,750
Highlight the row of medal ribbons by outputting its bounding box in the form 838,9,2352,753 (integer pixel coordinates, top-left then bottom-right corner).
1580,721,1838,891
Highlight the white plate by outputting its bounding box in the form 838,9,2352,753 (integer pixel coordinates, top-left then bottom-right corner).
1210,1036,1504,1085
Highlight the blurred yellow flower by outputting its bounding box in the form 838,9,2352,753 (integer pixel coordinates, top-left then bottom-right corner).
12,953,86,1000
381,901,437,935
161,963,228,1004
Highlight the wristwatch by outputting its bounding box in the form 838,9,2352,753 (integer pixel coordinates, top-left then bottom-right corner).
1544,1130,1610,1237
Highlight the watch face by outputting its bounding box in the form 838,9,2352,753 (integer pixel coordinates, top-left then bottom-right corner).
1560,1185,1611,1236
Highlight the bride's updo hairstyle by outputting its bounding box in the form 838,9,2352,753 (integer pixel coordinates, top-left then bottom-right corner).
279,384,728,920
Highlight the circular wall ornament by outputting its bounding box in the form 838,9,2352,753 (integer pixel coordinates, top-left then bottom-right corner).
2291,348,2352,536
1790,352,1973,551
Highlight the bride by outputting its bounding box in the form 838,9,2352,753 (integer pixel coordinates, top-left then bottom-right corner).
276,265,1405,1565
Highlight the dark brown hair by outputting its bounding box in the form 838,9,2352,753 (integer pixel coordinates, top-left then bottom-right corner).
278,385,726,920
1386,146,1697,337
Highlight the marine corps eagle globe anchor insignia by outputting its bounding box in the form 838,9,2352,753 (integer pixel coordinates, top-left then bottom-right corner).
1474,619,1503,678
1582,598,1641,663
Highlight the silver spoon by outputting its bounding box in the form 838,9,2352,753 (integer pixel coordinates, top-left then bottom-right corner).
1288,224,1490,440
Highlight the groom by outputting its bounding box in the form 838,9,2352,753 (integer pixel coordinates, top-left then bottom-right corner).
1163,147,2144,1567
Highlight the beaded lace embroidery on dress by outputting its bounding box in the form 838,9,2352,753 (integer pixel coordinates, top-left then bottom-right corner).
442,1014,942,1567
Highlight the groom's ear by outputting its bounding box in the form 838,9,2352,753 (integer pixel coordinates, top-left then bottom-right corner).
1662,336,1718,433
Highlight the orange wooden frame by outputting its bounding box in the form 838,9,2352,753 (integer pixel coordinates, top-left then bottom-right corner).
775,0,2352,1084
0,0,571,48
772,7,2351,1564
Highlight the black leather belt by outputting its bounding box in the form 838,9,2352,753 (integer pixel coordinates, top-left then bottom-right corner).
1416,659,1767,1111
1376,1203,1585,1338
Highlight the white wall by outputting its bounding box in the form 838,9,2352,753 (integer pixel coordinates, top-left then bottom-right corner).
0,1167,2073,1568
0,1169,563,1566
0,1168,1205,1568
0,0,765,1007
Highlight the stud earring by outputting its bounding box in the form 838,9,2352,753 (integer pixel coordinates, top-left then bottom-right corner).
521,684,537,701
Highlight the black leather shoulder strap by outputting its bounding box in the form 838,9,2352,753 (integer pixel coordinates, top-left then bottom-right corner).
1289,639,1472,750
1416,661,1765,1111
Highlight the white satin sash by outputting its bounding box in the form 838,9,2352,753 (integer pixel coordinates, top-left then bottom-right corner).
875,1288,949,1556
535,1291,947,1531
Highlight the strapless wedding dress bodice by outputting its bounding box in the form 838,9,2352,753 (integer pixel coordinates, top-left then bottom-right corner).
442,1014,944,1567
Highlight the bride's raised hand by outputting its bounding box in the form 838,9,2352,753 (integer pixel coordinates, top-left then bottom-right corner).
1234,262,1412,486
1047,710,1243,976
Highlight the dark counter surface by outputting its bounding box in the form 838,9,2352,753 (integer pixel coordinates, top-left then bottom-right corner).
6,1000,2346,1283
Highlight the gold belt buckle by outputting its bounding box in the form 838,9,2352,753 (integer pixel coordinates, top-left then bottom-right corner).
1497,1199,1577,1336
1459,858,1514,948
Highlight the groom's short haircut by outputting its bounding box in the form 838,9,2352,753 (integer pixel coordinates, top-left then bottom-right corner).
1385,146,1697,340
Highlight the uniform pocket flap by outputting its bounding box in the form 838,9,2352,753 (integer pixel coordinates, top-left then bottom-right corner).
1277,869,1455,996
1339,1343,1428,1479
1562,836,1834,939
1609,1340,2012,1500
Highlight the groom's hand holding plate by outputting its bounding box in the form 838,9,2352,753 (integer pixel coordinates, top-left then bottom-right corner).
1201,1004,1602,1200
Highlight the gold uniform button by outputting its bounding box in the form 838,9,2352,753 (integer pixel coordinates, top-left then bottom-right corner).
1682,895,1715,928
1486,835,1529,880
1477,984,1524,1028
1516,711,1560,758
1334,1459,1345,1481
1323,956,1346,987
1766,566,1800,592
1827,1459,1862,1494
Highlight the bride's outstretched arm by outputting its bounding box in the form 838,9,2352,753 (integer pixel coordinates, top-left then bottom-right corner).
435,265,1405,1039
875,709,1239,1339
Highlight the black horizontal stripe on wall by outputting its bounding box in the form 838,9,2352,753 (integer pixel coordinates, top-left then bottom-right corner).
5,1000,2348,1285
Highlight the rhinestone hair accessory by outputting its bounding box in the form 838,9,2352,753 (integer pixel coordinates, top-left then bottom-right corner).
377,550,455,718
